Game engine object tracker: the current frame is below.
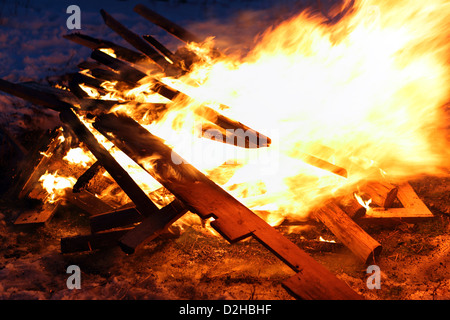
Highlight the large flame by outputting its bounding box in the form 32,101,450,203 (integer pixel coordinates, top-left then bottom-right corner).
60,0,450,225
143,0,450,221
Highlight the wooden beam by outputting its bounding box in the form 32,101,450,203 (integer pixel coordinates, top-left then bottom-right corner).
118,199,188,254
90,205,142,233
93,112,362,300
91,49,147,85
143,34,179,65
61,228,134,253
14,199,62,225
64,32,147,64
0,78,73,112
134,4,203,44
65,189,114,216
312,201,382,264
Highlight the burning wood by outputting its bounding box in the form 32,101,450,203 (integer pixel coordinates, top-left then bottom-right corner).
100,9,176,74
92,112,361,300
63,33,147,64
312,200,382,264
0,1,447,301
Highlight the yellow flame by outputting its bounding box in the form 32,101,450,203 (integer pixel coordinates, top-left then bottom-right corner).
63,147,95,168
39,171,76,203
99,48,117,58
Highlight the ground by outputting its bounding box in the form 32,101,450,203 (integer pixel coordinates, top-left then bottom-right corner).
0,173,448,300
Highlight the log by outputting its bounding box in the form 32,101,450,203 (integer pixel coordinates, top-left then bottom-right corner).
0,78,73,112
61,228,134,253
335,192,367,220
118,198,188,254
100,9,174,72
69,72,106,92
93,112,362,300
134,5,222,60
134,4,203,44
312,201,382,264
63,32,147,64
358,180,398,208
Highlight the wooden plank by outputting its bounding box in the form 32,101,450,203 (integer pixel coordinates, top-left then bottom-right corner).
358,182,434,225
59,107,160,220
90,206,142,233
93,112,362,300
72,160,103,193
14,200,62,225
65,189,114,216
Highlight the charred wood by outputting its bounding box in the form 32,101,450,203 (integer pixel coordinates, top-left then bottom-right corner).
61,228,134,253
100,9,175,73
91,50,147,84
90,206,142,233
142,34,179,66
72,160,103,193
118,198,188,254
64,32,147,64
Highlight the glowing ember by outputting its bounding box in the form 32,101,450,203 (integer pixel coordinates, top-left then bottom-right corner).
319,236,336,243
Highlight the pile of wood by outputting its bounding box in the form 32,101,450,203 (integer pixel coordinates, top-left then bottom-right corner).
0,4,434,300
